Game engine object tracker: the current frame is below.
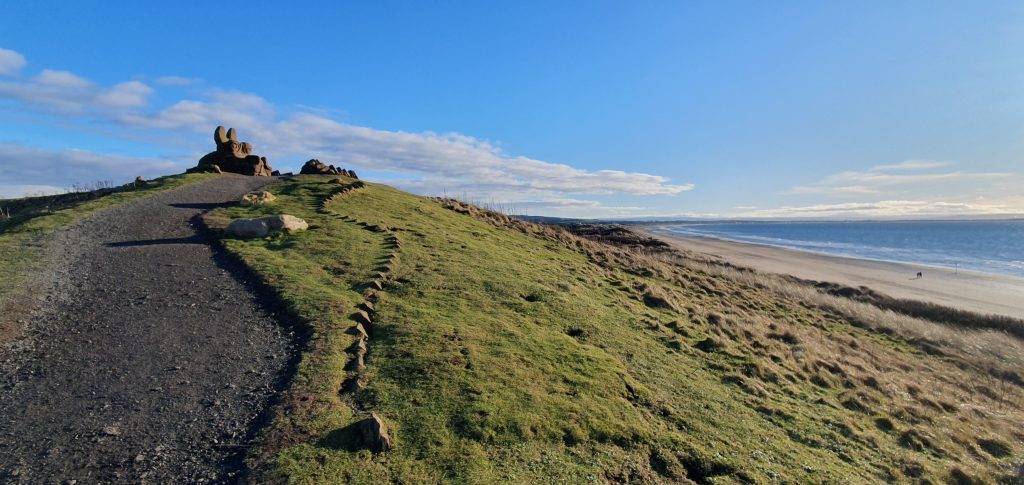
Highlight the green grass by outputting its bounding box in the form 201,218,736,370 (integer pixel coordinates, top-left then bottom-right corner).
210,177,1022,484
0,173,216,338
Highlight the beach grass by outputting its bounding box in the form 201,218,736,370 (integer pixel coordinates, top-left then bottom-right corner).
208,176,1023,483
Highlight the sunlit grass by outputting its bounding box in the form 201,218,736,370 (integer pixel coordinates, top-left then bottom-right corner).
211,177,1022,484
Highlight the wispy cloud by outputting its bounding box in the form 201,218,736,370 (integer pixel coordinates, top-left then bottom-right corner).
0,69,159,115
0,47,26,77
739,199,1023,219
0,143,181,198
789,185,879,195
788,160,1010,197
509,198,648,216
0,47,692,207
868,160,950,171
154,75,200,86
0,184,65,199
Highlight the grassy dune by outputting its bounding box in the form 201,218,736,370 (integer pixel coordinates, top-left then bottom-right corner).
212,176,1022,483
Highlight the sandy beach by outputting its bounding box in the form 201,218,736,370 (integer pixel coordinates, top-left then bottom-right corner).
644,228,1024,319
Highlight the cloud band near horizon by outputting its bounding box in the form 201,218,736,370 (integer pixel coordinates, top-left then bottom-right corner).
0,47,692,208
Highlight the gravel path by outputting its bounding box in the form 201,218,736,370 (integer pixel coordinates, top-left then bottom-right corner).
0,175,298,484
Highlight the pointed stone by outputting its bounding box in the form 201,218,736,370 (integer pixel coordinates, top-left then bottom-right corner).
347,352,365,371
348,322,368,339
341,377,364,393
359,413,393,452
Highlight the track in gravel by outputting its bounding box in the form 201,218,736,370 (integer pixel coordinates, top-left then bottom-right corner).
0,175,300,484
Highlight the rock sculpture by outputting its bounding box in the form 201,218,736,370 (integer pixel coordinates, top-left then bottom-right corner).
190,126,274,176
299,159,358,178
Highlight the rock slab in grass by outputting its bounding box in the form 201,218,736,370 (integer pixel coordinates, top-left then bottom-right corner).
240,191,277,206
225,215,308,238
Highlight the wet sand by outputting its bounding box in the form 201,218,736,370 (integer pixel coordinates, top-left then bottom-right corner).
643,228,1024,319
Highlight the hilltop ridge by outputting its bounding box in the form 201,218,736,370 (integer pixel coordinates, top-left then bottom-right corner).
207,176,1023,483
0,174,1021,483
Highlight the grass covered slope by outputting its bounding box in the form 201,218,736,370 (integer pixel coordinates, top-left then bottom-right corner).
213,176,1023,484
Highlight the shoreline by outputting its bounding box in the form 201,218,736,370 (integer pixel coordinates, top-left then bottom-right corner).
643,227,1024,319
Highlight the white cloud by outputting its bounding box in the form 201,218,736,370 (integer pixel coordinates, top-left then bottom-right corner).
34,69,92,90
249,114,693,195
868,160,950,171
0,184,65,199
0,143,182,190
0,69,95,113
154,75,199,86
739,199,1022,219
788,161,1010,197
476,197,649,217
0,68,157,116
789,185,879,195
774,160,1024,218
827,170,1005,185
0,52,691,201
0,48,26,77
96,81,154,109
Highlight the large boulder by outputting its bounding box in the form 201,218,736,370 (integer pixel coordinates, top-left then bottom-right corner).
225,215,308,238
190,126,274,176
300,159,358,178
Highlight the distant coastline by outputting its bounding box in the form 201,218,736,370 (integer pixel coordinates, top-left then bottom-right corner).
644,220,1024,280
643,227,1024,319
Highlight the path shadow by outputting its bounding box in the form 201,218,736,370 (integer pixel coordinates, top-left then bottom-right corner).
189,211,312,480
106,235,206,247
169,202,237,210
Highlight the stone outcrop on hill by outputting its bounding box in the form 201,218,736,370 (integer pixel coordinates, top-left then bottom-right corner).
299,159,358,178
564,224,671,252
225,214,308,238
189,126,274,176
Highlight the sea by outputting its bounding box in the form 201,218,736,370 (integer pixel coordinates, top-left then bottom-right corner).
653,220,1024,279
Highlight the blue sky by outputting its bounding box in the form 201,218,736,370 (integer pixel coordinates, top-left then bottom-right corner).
1,1,1022,218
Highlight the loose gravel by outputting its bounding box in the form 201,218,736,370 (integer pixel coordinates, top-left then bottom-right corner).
0,175,299,484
